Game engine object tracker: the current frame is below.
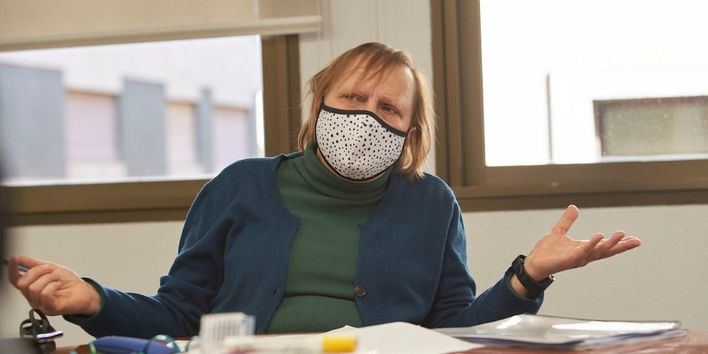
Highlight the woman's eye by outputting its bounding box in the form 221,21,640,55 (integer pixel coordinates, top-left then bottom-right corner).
382,105,398,114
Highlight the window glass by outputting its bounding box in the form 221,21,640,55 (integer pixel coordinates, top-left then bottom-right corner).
0,35,263,183
480,0,708,166
596,96,708,161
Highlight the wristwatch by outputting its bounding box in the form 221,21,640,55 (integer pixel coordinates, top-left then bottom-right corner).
509,254,554,298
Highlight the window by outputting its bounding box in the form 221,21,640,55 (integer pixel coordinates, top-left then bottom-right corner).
2,35,301,225
0,36,263,184
479,0,708,167
1,0,315,225
431,0,708,211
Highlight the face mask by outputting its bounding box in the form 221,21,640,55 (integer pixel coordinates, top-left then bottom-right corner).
315,104,408,181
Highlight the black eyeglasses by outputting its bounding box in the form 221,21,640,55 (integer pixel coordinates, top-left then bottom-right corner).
19,309,63,353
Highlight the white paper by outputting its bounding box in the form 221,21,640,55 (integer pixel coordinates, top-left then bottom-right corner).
331,322,483,354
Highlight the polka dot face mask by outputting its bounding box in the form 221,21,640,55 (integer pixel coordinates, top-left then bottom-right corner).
316,104,408,181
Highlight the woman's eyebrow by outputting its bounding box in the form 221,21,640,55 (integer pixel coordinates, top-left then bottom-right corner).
339,88,366,96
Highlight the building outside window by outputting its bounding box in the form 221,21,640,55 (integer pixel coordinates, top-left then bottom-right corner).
0,35,263,184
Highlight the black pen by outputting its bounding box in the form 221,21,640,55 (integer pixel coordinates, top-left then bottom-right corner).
2,258,30,274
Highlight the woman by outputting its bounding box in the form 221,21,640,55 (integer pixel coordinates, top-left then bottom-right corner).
8,42,640,337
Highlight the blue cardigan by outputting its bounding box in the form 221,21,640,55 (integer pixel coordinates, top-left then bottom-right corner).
67,153,542,337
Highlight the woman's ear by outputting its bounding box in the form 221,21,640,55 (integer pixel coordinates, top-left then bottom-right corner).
406,127,418,144
403,126,417,154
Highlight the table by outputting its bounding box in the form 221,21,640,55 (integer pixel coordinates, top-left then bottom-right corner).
56,331,708,354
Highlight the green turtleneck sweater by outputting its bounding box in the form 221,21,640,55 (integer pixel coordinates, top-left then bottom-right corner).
266,144,390,333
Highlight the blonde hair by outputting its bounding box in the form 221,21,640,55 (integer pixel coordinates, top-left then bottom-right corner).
298,42,435,180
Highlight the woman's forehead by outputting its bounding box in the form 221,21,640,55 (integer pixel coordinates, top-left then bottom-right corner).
334,62,415,100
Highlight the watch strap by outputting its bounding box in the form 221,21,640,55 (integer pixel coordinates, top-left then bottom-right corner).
509,254,554,298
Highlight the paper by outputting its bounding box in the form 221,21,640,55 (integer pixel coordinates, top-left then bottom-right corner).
332,322,483,354
436,314,684,349
184,323,480,354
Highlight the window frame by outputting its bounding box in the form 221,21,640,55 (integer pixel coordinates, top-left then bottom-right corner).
5,34,302,225
431,0,708,211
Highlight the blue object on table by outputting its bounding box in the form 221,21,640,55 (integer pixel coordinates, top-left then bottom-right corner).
91,336,176,354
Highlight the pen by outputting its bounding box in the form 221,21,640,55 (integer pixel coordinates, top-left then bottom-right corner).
223,334,357,353
2,257,30,274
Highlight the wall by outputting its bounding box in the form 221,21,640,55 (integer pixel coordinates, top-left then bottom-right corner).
464,205,708,330
2,0,707,348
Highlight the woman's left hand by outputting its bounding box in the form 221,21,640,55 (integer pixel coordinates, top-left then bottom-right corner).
523,205,642,281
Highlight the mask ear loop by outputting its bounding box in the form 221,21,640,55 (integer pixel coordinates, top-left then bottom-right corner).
313,100,327,149
397,126,415,166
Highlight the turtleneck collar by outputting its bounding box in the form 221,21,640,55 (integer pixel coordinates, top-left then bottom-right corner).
293,143,390,201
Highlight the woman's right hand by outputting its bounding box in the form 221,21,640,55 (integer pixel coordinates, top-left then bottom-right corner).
8,256,102,316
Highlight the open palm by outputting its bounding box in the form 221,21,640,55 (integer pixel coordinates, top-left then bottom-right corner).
524,205,642,281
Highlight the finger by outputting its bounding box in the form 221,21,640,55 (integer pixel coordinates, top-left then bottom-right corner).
8,256,47,285
551,205,579,235
39,281,62,315
621,235,641,244
8,257,22,286
592,231,626,259
605,236,642,257
27,272,60,308
568,233,603,268
581,233,605,256
15,263,55,292
13,255,48,269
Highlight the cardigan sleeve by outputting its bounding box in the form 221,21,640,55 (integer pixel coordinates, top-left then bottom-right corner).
423,200,543,328
65,184,231,338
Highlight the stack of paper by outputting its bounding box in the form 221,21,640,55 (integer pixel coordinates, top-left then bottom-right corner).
436,314,685,350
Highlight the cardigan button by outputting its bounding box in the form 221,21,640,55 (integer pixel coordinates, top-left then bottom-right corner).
354,285,367,298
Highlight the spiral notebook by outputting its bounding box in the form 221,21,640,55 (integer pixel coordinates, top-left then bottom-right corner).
436,314,685,349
